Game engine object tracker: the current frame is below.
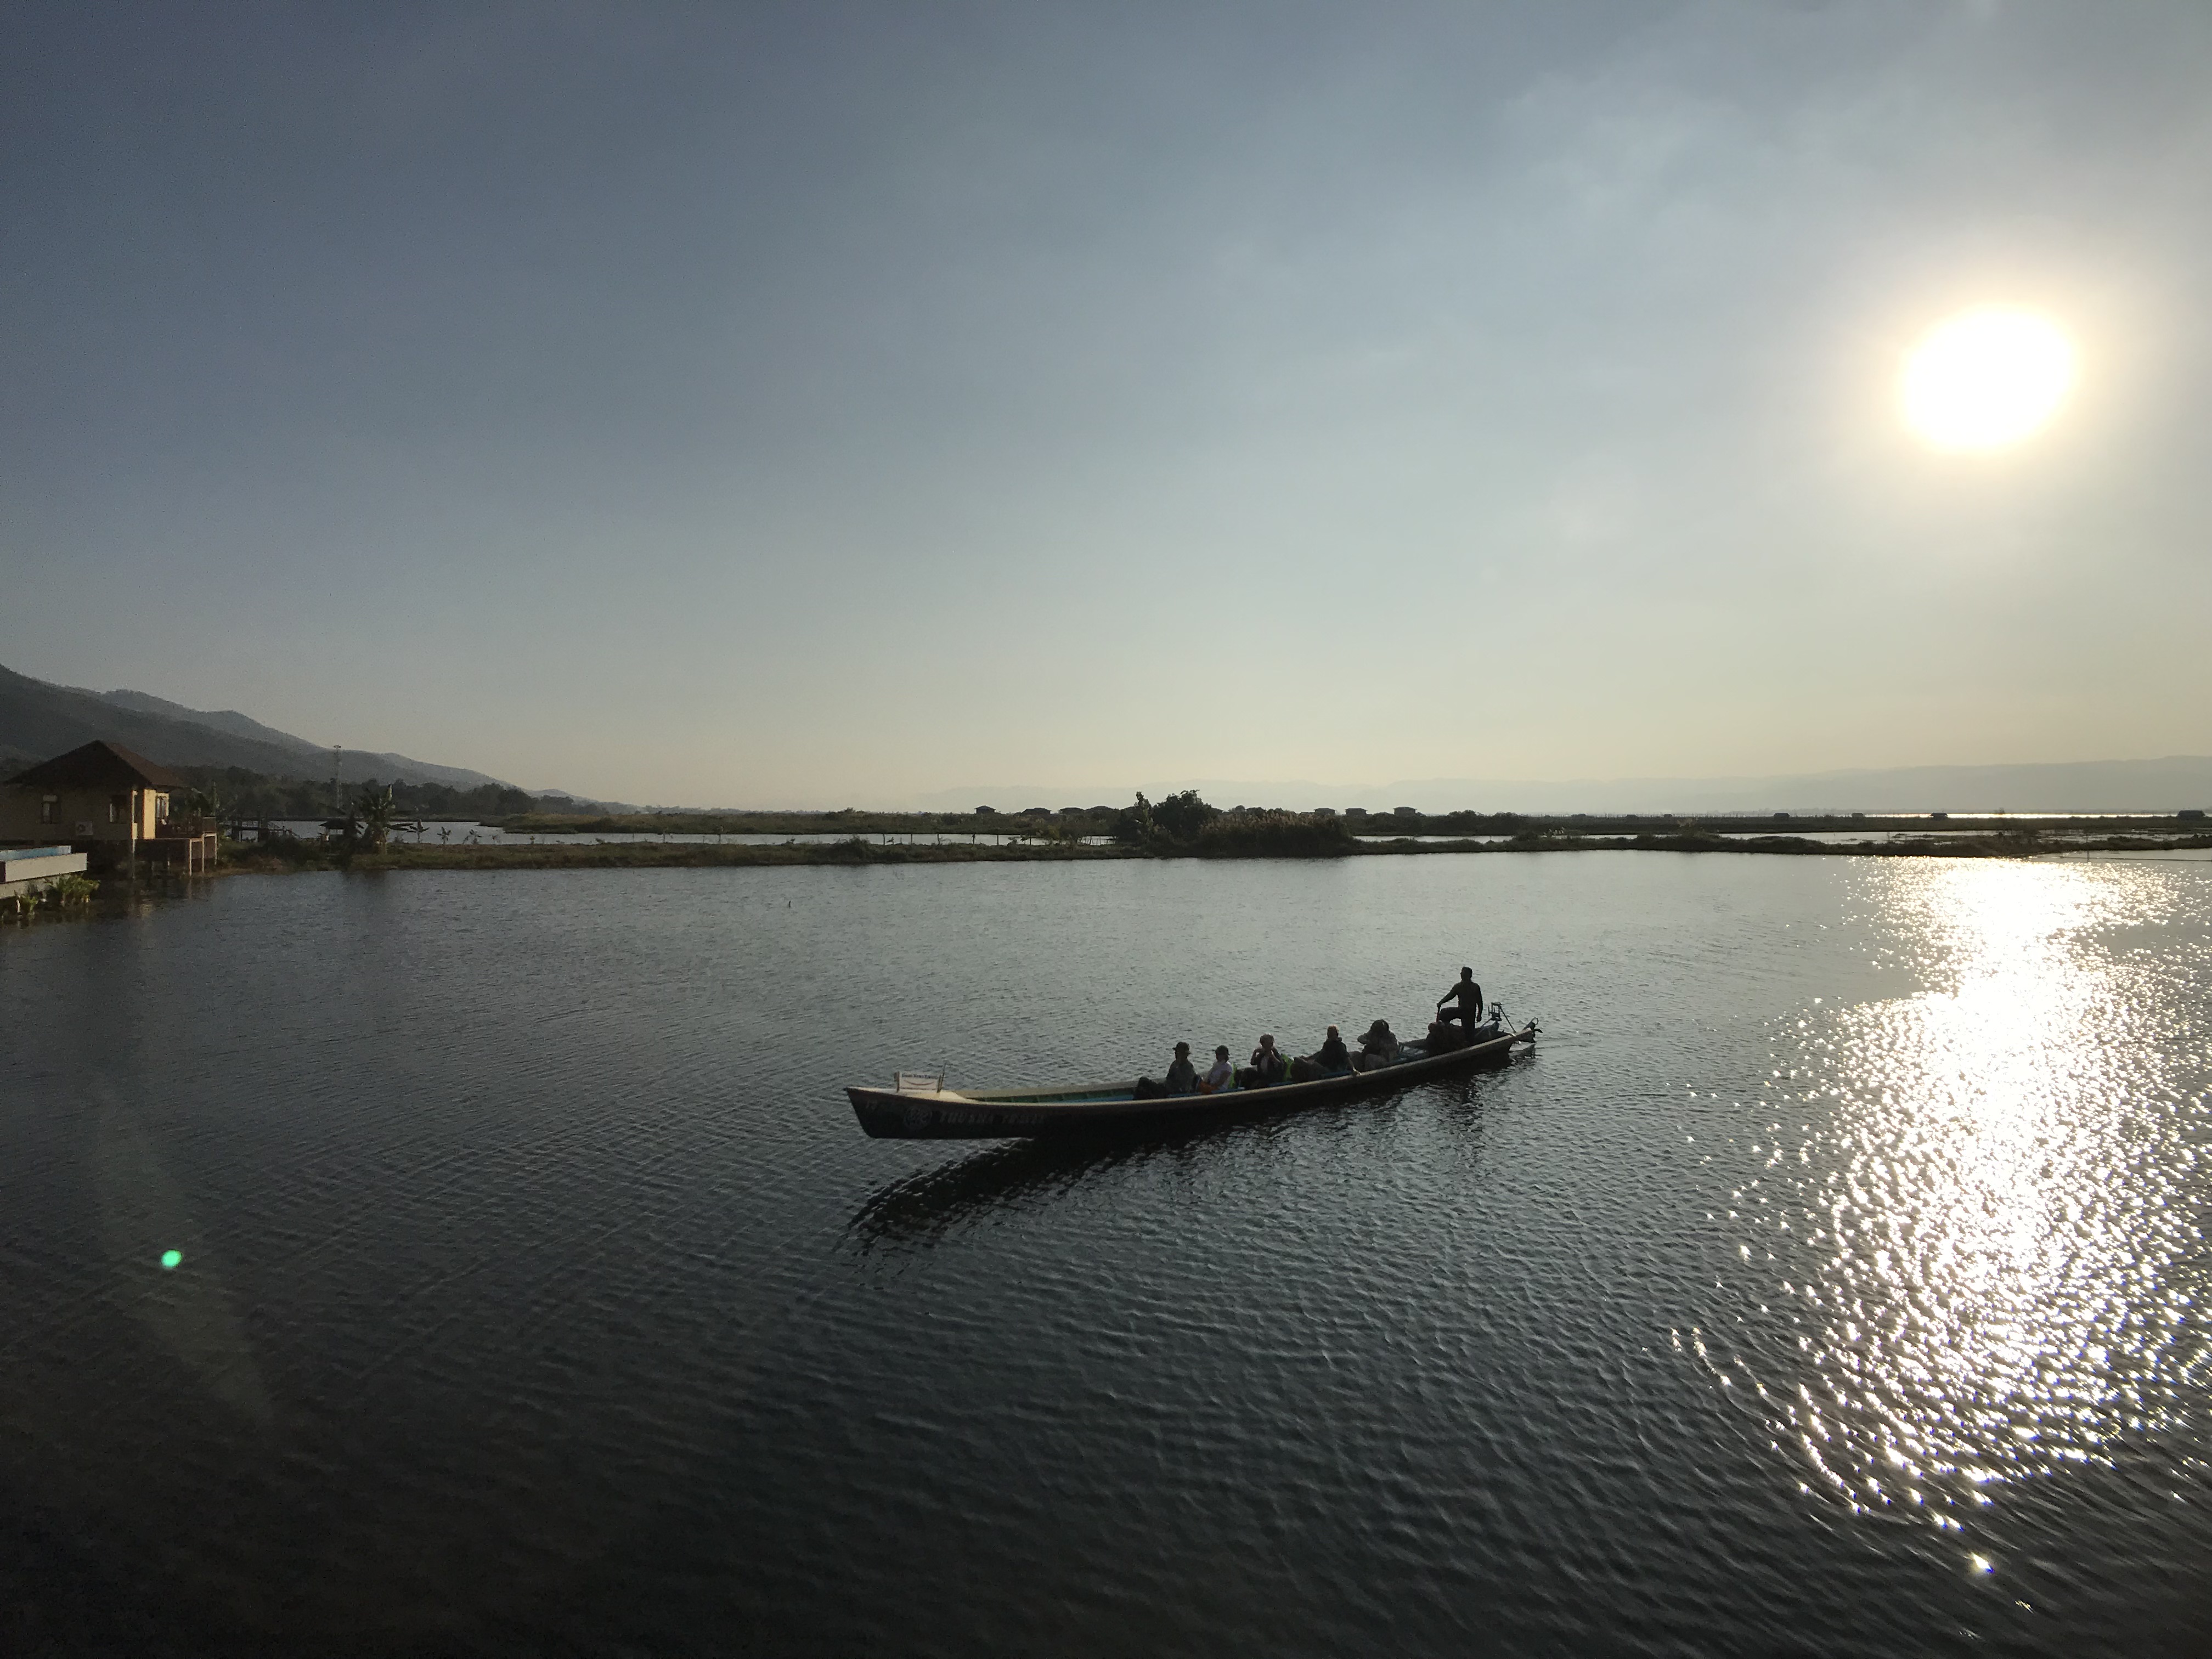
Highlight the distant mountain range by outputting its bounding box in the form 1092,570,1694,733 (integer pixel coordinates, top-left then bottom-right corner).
924,755,2212,816
0,662,518,791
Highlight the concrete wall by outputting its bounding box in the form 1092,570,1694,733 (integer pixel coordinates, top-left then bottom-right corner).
0,847,91,896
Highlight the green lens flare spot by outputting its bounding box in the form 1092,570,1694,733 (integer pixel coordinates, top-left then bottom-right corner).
160,1249,183,1270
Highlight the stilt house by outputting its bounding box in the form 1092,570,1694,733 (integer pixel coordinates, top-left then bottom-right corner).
0,740,216,871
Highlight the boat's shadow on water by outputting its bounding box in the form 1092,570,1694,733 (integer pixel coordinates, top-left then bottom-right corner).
844,1071,1503,1254
845,1131,1195,1252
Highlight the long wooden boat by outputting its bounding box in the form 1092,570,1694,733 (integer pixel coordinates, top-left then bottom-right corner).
848,1020,1537,1139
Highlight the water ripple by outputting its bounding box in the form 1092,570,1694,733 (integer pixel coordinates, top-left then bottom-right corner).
3,855,2208,1654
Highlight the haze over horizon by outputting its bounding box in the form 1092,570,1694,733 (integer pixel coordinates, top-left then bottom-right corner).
4,2,2207,806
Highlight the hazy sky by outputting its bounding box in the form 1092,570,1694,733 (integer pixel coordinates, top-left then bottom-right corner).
4,1,2208,805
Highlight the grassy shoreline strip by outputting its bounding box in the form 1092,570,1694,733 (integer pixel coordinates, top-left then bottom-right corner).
209,831,2212,875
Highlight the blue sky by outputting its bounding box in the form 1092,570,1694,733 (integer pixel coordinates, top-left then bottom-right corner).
3,1,2207,804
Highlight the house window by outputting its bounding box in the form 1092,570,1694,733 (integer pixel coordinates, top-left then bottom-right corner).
109,794,127,823
40,795,57,825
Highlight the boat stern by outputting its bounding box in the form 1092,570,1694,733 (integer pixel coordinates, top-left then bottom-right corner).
848,1085,1012,1139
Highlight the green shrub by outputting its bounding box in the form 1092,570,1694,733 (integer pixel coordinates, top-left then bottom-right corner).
1195,812,1355,858
47,873,98,906
1113,789,1221,850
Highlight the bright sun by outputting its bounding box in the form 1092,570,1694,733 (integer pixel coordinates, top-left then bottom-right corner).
1900,307,2075,451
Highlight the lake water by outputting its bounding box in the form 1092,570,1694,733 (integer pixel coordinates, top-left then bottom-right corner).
3,854,2208,1655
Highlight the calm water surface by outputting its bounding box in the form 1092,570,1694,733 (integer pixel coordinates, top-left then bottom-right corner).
3,855,2208,1655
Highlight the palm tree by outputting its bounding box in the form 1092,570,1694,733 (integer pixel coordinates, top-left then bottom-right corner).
351,784,400,851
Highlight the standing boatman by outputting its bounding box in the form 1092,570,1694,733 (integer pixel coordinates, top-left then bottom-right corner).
1436,967,1486,1030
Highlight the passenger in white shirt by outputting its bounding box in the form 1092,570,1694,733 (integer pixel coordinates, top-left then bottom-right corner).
1199,1045,1235,1093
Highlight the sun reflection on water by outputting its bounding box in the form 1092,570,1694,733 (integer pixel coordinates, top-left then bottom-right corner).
1705,861,2210,1541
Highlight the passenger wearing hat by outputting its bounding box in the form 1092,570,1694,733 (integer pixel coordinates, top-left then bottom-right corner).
1357,1019,1402,1069
1199,1044,1234,1094
1162,1041,1200,1096
1130,1040,1200,1100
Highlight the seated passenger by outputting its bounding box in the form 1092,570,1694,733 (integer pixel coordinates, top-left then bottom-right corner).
1163,1041,1199,1096
1241,1034,1288,1088
1357,1019,1402,1069
1199,1045,1234,1094
1295,1024,1352,1079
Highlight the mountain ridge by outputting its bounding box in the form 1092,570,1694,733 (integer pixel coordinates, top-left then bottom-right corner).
95,688,357,758
0,662,520,791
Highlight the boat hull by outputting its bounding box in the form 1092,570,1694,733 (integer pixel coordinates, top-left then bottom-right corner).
848,1023,1536,1139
